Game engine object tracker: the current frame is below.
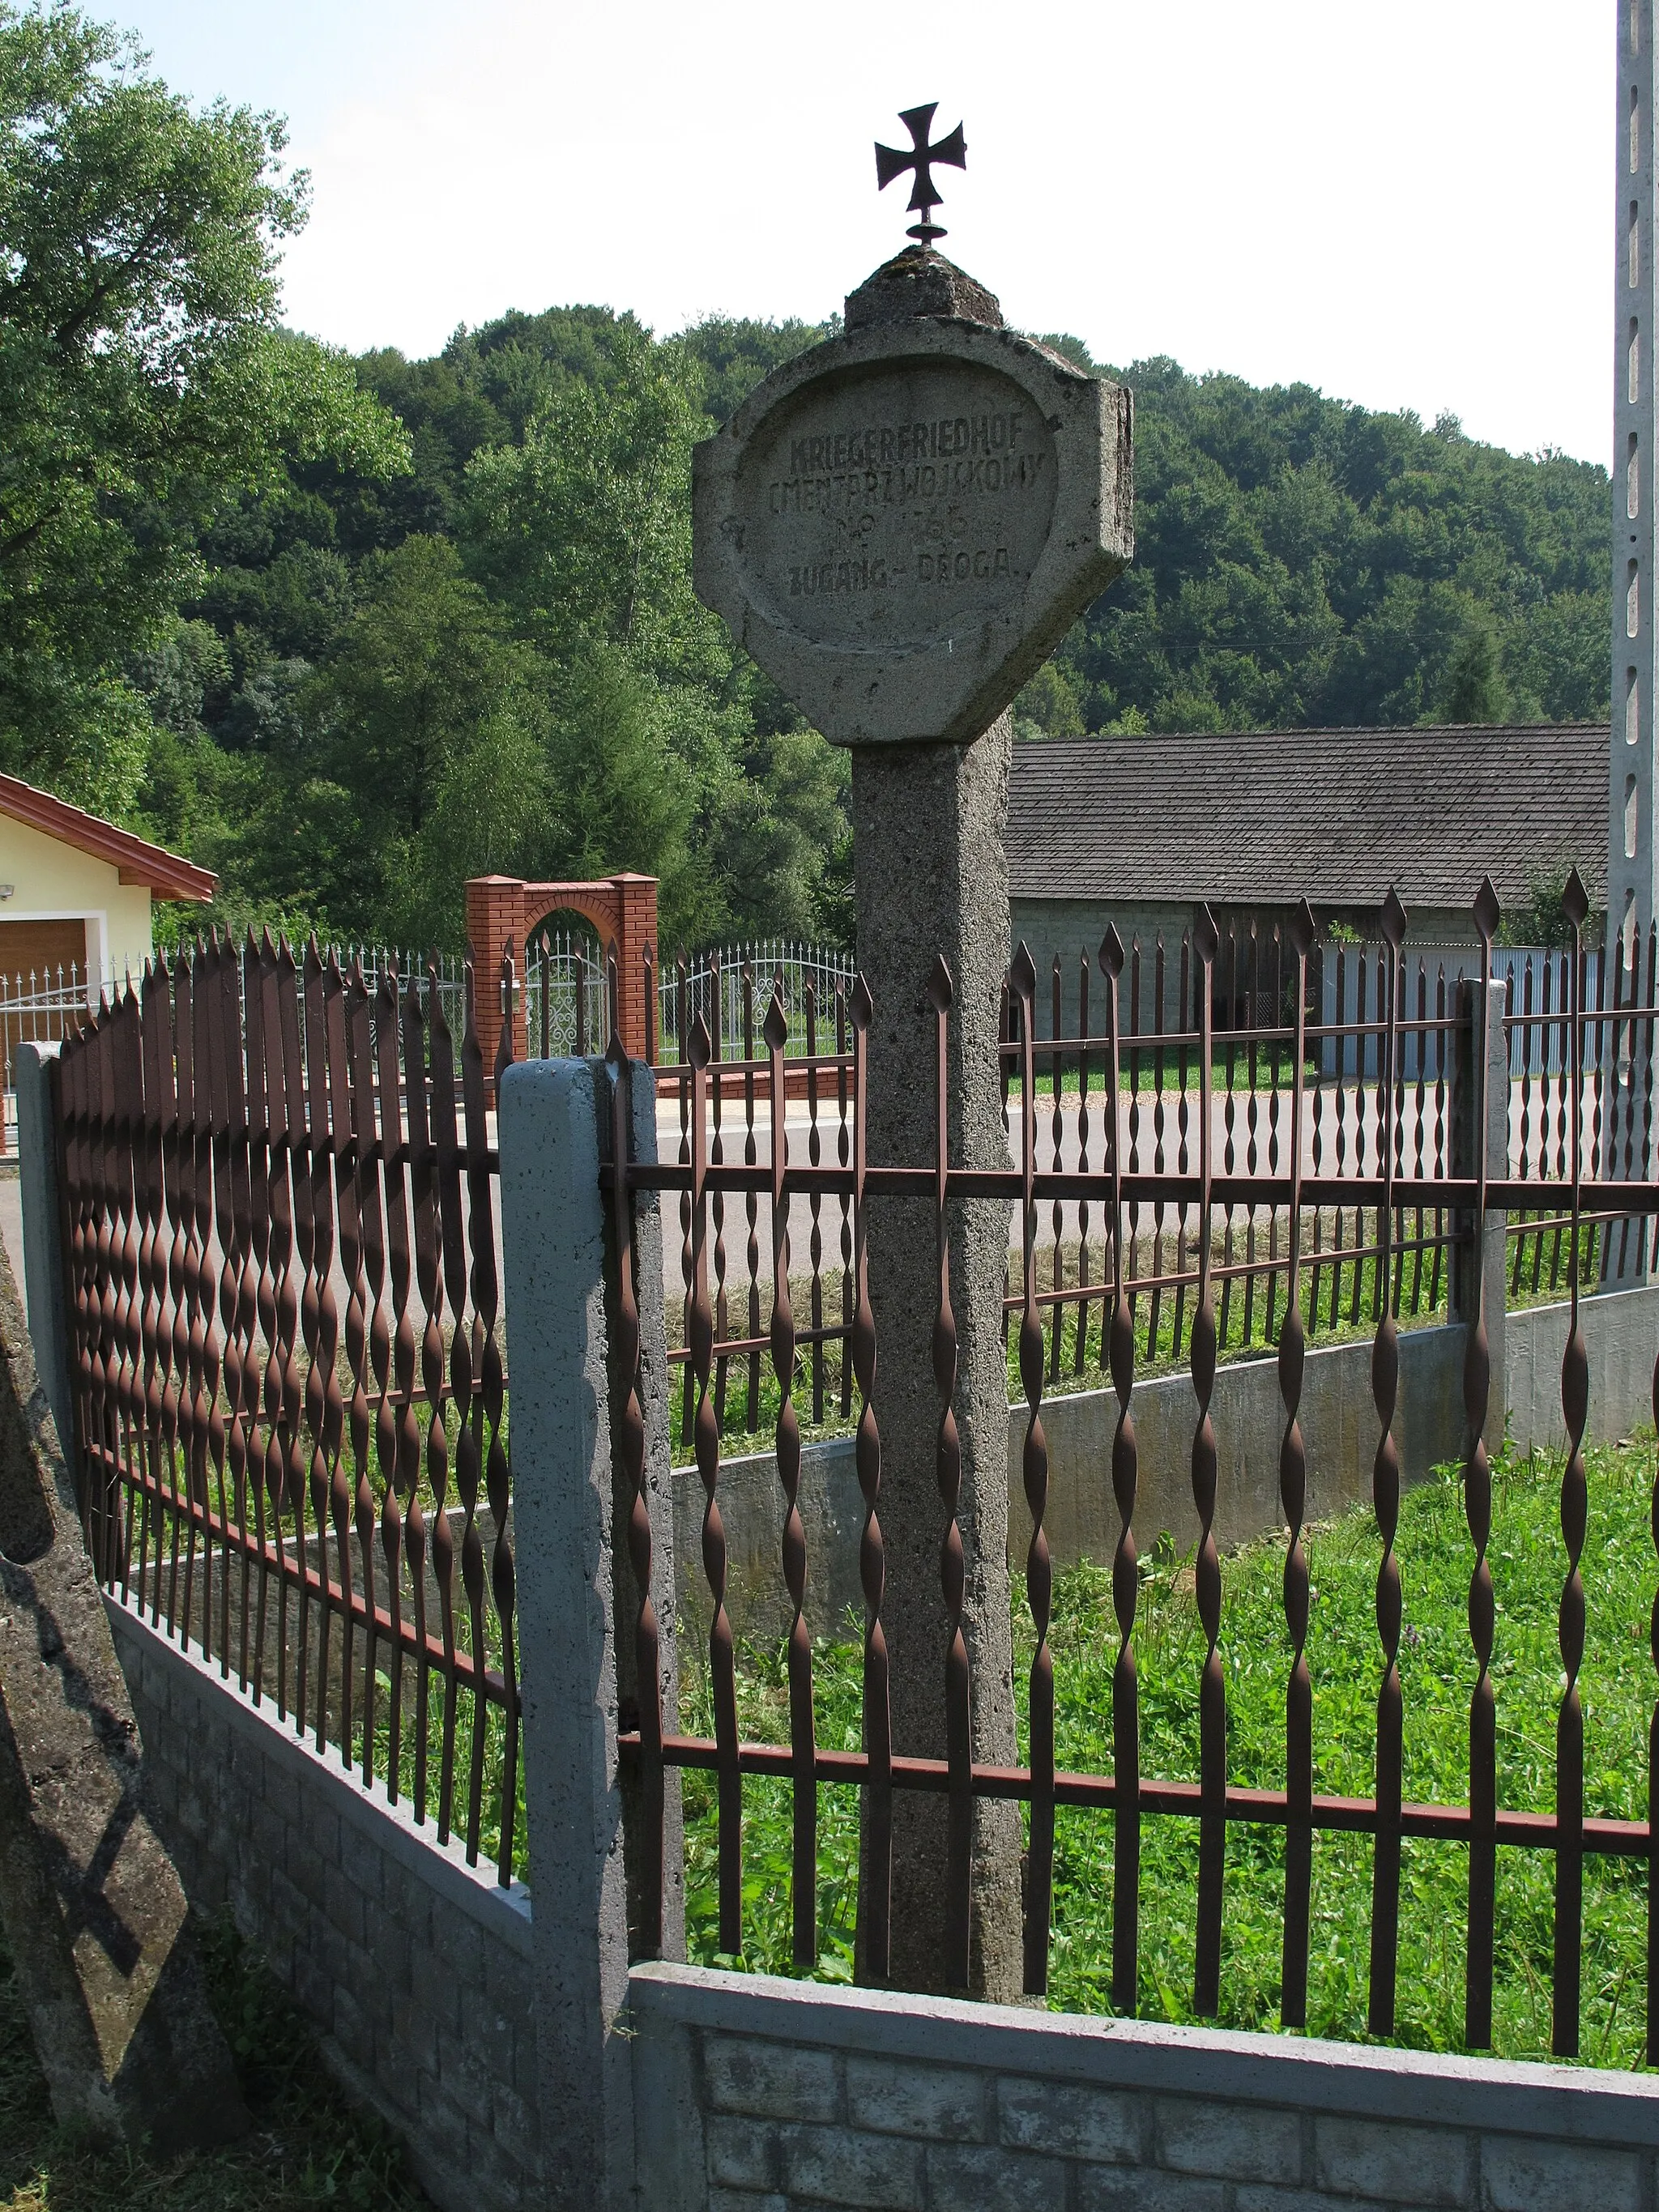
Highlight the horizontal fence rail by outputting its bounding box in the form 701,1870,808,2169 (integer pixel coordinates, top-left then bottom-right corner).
608,872,1659,2061
53,931,521,1884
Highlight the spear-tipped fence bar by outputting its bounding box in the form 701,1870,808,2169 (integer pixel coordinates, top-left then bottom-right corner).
615,874,1659,2057
53,931,522,1884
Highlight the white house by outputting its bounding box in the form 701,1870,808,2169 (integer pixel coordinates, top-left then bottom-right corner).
0,772,215,999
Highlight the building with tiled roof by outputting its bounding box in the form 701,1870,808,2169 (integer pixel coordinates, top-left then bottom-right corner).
1007,722,1610,1037
1009,721,1607,951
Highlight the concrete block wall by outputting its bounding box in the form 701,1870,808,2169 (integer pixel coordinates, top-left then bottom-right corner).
629,1961,1659,2212
108,1594,540,2212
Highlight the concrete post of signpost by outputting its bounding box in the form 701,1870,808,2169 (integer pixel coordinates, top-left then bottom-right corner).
1452,976,1509,1458
849,716,1025,1997
693,239,1132,1998
497,1054,679,2212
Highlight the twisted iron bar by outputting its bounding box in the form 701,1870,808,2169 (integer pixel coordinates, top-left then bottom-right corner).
1190,903,1224,2017
1555,869,1592,2056
766,982,817,1970
928,956,972,1992
1279,901,1316,2027
1464,880,1500,2047
1367,889,1408,2035
1100,926,1140,2014
1013,944,1055,1995
612,1013,663,1947
850,977,890,1984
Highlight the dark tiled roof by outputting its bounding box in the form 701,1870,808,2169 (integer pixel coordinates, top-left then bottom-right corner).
1007,724,1610,910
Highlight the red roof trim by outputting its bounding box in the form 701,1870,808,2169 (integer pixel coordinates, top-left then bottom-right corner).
0,774,215,902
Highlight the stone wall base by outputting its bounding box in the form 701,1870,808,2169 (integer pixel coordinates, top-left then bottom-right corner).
630,1959,1659,2212
109,1596,541,2212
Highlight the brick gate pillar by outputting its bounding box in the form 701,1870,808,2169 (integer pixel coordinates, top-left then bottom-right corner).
466,874,528,1085
608,874,659,1062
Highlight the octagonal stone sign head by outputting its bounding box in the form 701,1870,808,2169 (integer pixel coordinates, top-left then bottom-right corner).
692,310,1133,747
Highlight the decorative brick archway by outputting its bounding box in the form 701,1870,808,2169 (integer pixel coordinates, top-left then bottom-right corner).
464,872,657,1079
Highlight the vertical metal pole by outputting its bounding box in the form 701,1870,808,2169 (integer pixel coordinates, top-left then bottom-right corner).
1610,0,1659,1280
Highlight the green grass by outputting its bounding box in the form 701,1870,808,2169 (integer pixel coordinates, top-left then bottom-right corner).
0,1918,424,2209
679,1434,1659,2067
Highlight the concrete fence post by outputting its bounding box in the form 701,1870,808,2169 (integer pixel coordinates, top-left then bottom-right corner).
1452,978,1509,1456
13,1042,74,1472
497,1054,677,2212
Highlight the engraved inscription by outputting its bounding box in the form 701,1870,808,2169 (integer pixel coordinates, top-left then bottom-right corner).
735,361,1058,650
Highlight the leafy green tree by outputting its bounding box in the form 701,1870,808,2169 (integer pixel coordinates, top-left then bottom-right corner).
459,320,852,947
1441,623,1510,723
1496,861,1603,948
1013,660,1087,739
99,228,1614,957
678,314,830,425
296,535,552,940
461,322,710,667
0,2,405,813
541,643,686,889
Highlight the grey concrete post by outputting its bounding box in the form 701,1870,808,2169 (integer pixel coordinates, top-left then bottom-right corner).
498,1055,679,2212
1606,0,1658,958
1452,978,1508,1458
851,719,1022,2003
690,241,1128,2010
13,1042,74,1472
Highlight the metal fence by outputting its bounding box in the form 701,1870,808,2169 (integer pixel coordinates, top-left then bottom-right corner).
53,937,522,1882
650,914,1659,1439
41,891,1659,1988
0,962,109,1149
1001,921,1654,1381
611,872,1659,2059
652,941,858,1066
0,948,469,1148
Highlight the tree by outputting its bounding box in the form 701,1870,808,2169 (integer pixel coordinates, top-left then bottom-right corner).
1056,358,1607,738
461,322,709,667
1441,624,1510,724
0,3,406,814
1496,861,1601,950
296,535,552,944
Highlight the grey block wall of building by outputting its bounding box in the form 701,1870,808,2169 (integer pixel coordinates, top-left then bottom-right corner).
109,1596,540,2212
629,1959,1659,2212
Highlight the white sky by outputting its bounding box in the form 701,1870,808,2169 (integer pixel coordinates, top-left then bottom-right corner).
115,0,1610,466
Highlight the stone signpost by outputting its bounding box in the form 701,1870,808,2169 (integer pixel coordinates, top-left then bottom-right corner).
693,215,1132,1995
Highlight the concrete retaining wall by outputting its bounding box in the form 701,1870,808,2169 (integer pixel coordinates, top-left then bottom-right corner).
109,1596,541,2212
1506,1283,1659,1454
684,1287,1659,1640
630,1958,1659,2212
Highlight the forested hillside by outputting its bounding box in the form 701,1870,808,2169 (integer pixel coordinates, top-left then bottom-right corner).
132,314,1609,950
0,7,1614,957
1026,339,1610,740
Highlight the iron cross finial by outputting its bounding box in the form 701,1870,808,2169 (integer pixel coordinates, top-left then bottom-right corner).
874,103,966,246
